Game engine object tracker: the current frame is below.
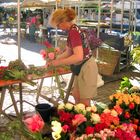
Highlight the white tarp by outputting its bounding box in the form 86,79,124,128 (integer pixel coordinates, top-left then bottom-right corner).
21,0,49,8
0,2,18,8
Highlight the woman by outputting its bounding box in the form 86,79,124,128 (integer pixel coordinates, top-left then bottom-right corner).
48,8,98,106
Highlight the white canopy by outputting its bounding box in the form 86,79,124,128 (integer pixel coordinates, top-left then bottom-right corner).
21,0,50,8
0,2,18,8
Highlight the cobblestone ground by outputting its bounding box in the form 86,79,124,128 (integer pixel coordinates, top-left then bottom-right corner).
96,68,140,104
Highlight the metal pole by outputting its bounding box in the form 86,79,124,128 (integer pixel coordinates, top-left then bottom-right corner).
128,0,132,32
121,0,124,34
17,0,21,60
134,0,137,32
55,0,58,48
110,0,114,33
97,0,101,38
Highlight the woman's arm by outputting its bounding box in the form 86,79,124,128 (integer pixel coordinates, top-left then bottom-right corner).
56,46,72,59
51,45,83,66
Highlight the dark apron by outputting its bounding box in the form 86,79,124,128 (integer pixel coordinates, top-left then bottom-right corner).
70,58,89,76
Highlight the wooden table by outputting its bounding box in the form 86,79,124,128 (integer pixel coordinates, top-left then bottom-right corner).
0,80,22,120
0,68,73,120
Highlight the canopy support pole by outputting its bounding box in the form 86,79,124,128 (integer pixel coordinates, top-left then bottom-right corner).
17,0,21,60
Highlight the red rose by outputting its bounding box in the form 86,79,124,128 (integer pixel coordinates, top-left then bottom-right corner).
124,112,130,119
129,102,135,110
43,40,52,48
85,126,94,135
132,124,138,130
115,128,123,138
133,118,139,125
94,123,107,133
58,110,74,125
138,126,140,131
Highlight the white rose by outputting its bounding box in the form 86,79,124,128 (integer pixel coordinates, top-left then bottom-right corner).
51,121,62,133
65,103,73,110
52,132,61,140
58,103,65,110
111,109,118,117
90,113,100,124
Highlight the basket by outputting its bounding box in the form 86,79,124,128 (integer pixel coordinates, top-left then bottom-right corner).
97,47,121,76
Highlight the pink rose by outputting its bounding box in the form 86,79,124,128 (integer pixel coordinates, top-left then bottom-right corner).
62,125,69,133
48,52,55,60
40,49,47,59
114,105,123,115
55,47,61,54
72,114,87,126
23,114,44,133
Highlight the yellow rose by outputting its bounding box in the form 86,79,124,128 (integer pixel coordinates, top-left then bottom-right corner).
91,105,97,112
58,103,65,110
74,103,86,114
103,108,111,113
90,113,100,124
65,103,73,110
111,109,118,117
117,99,123,105
109,95,113,100
86,106,92,112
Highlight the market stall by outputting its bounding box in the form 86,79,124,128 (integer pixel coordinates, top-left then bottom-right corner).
0,63,71,120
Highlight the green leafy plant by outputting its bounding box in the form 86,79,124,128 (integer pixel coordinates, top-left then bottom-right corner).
131,45,140,64
119,77,133,93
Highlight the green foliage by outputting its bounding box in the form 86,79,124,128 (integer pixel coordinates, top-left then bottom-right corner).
20,22,27,29
119,77,133,93
131,46,140,64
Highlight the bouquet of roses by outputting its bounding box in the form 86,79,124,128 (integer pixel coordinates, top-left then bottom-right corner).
51,103,126,140
40,40,61,62
40,40,69,99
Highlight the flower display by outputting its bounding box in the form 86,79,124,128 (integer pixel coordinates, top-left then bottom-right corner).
50,102,140,140
1,91,140,140
109,92,140,138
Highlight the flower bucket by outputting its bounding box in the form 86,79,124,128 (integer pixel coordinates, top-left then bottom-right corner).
35,103,52,122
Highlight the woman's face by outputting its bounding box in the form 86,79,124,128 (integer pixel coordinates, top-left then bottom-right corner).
57,21,71,31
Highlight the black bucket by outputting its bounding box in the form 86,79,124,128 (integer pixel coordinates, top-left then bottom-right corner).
35,103,52,122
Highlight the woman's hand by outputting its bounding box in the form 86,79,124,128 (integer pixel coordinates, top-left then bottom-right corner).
46,59,60,67
50,59,60,66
